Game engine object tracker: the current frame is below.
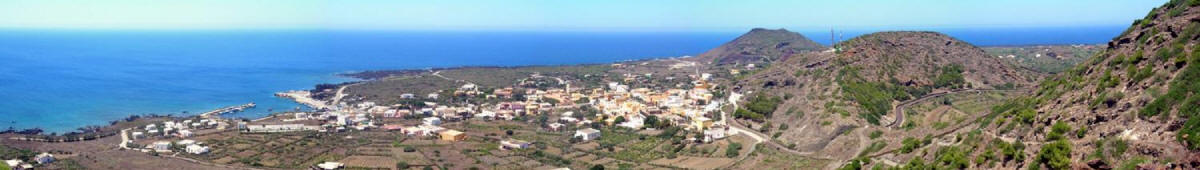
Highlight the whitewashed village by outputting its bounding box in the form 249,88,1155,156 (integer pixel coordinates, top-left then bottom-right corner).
96,63,753,169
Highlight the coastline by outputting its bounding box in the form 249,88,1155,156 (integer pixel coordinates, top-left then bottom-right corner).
1,55,691,137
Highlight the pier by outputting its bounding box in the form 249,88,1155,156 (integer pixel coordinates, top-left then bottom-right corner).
200,102,256,118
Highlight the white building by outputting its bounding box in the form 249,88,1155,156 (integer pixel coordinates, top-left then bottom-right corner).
242,124,322,133
185,144,210,154
548,123,565,131
499,139,531,150
422,117,442,126
152,141,173,152
178,130,193,138
317,162,344,170
574,128,601,141
131,132,145,140
34,153,54,164
177,139,196,146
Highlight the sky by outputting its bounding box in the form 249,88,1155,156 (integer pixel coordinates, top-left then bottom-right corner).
0,0,1169,31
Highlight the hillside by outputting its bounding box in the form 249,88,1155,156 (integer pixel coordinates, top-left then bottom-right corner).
847,1,1200,170
724,30,1038,169
974,1,1200,169
694,28,824,65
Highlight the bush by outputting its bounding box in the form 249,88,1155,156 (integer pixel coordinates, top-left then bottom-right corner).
996,139,1026,162
1048,121,1072,141
933,64,966,89
745,94,783,117
1035,140,1073,170
900,137,924,153
725,142,743,158
933,146,970,169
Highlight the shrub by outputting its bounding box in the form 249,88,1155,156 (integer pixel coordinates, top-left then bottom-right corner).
725,142,743,158
933,64,966,89
1035,140,1073,170
900,137,924,153
933,146,970,169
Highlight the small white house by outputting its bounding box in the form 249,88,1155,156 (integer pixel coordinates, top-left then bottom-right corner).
177,139,196,146
34,153,54,164
499,139,532,150
178,130,193,138
131,132,145,140
317,162,344,170
185,144,210,154
152,141,173,152
574,128,601,141
548,123,565,131
422,117,442,126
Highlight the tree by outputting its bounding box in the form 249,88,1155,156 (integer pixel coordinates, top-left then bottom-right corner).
396,161,410,169
614,116,626,125
590,164,606,170
644,116,660,128
725,142,743,158
1036,140,1072,169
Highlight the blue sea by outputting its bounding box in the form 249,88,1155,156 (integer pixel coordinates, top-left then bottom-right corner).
0,25,1125,133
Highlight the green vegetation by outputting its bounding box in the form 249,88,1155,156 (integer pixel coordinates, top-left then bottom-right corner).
0,145,35,160
1033,140,1073,170
838,67,928,125
899,136,930,154
735,94,782,122
859,141,887,157
869,130,883,139
995,139,1027,163
1138,48,1200,149
933,64,966,89
931,146,970,169
725,142,743,158
1033,121,1074,170
1117,157,1148,170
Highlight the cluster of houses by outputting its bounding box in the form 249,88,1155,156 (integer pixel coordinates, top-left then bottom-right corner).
581,73,730,142
379,117,467,142
145,139,209,154
3,153,53,170
132,119,221,140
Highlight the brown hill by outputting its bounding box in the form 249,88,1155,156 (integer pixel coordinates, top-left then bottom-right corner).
694,28,824,65
724,30,1038,168
973,1,1200,169
837,31,1036,89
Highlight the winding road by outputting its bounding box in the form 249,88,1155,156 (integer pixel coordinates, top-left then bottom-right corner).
887,89,1026,128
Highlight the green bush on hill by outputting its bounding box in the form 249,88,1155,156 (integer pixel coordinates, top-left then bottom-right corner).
837,67,925,125
1033,121,1073,170
933,64,966,89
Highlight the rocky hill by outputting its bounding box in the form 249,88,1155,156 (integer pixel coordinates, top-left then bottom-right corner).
694,28,824,65
724,30,1039,168
971,1,1200,169
837,31,1036,90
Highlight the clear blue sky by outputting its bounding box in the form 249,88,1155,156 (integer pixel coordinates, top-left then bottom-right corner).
0,0,1167,31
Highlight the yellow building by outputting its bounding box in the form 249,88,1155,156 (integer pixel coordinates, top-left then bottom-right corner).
440,130,467,141
692,117,713,130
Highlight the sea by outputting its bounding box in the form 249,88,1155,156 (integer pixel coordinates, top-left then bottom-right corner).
0,25,1126,133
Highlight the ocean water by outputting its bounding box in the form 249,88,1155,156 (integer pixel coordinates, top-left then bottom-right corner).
0,26,1123,133
0,30,736,132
